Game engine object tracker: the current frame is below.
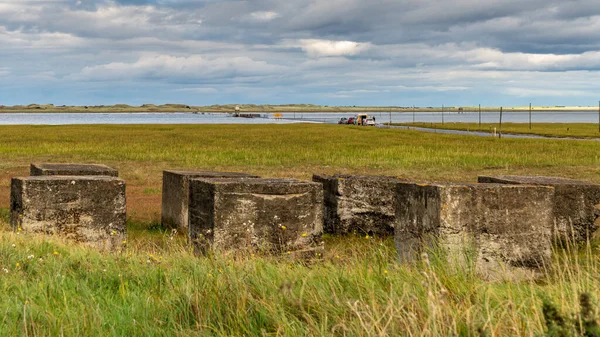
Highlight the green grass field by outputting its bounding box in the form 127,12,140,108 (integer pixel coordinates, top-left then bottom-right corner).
0,124,600,336
396,122,600,139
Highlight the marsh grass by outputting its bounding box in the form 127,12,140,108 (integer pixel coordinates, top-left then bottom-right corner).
0,124,598,179
1,124,598,218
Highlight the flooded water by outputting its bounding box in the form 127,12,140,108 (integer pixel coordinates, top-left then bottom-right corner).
0,112,304,125
0,110,597,125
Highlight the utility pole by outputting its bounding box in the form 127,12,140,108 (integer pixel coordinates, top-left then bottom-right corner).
499,106,503,139
389,110,392,128
478,104,481,127
412,106,415,124
529,103,532,130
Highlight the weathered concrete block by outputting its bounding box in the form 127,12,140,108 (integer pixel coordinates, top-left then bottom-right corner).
162,170,259,229
10,176,126,251
478,175,600,243
395,182,554,280
312,174,404,235
189,178,323,256
30,163,118,177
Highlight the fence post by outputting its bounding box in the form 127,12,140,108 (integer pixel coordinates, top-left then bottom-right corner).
478,104,481,127
499,106,503,139
442,105,444,125
529,103,532,130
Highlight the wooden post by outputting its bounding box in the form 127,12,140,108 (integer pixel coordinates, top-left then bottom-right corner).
499,106,503,139
412,106,415,124
598,101,600,133
441,105,444,125
389,110,392,128
529,103,532,130
478,104,481,127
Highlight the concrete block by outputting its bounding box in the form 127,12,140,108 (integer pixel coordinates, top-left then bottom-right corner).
30,163,118,177
10,176,126,251
189,178,323,256
161,170,259,229
312,174,404,235
478,175,600,243
395,182,554,280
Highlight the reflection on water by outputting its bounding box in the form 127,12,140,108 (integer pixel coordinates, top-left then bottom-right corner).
0,111,597,125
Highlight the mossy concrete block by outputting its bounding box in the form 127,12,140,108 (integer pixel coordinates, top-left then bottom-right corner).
478,175,600,243
161,170,259,229
10,176,126,251
189,178,323,256
30,163,118,177
395,182,554,281
312,174,404,235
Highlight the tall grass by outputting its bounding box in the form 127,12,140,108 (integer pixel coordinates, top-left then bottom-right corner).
1,225,599,336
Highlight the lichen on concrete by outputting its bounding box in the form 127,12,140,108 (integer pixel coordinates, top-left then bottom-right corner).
161,170,259,230
30,163,118,177
189,178,323,257
10,176,126,251
312,174,404,236
478,175,600,244
395,181,554,281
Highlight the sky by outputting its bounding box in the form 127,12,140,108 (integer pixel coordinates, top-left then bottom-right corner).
2,0,600,106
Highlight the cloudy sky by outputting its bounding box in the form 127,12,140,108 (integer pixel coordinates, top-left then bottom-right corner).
2,0,600,106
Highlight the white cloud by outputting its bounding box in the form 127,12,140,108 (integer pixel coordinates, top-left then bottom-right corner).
72,54,287,82
172,87,219,94
249,11,279,22
460,48,600,70
295,39,372,57
505,88,592,97
0,27,84,50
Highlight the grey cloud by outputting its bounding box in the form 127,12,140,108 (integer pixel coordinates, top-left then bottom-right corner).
2,0,600,106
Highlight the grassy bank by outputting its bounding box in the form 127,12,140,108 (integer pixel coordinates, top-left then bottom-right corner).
396,122,600,139
0,124,600,335
1,229,600,336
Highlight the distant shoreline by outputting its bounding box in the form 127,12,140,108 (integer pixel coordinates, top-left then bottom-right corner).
0,104,597,113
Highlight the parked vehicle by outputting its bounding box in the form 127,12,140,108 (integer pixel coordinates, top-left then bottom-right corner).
338,117,348,124
347,117,355,124
356,114,369,125
365,118,375,126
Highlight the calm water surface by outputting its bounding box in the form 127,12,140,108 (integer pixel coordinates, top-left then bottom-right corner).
0,111,598,125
